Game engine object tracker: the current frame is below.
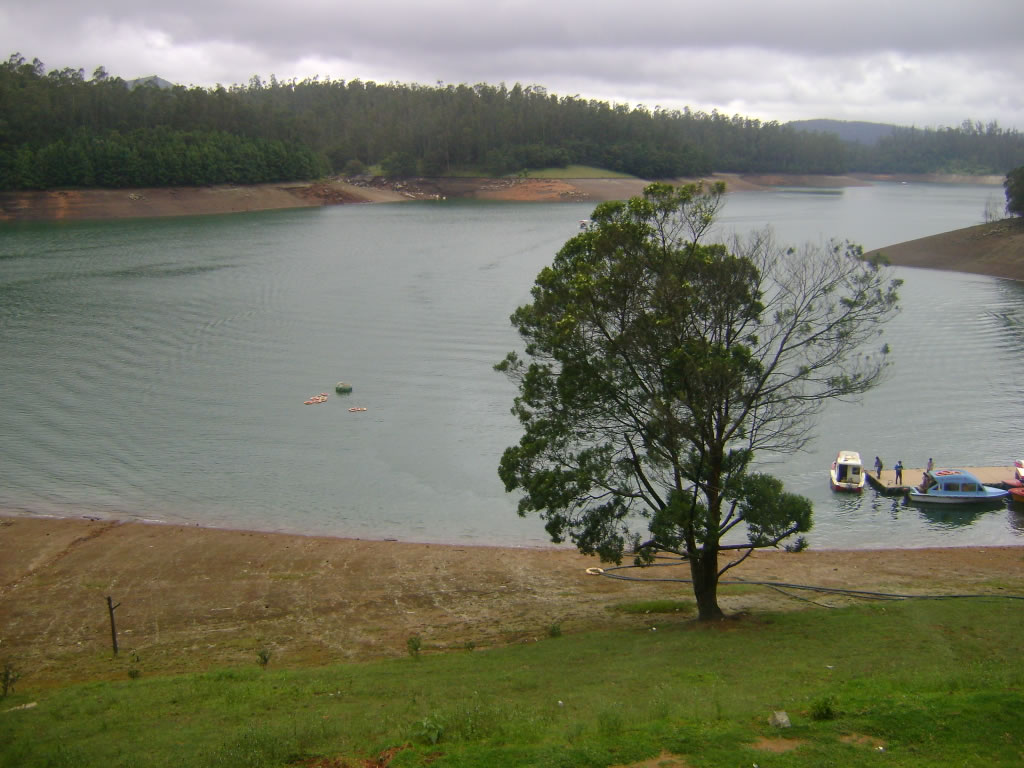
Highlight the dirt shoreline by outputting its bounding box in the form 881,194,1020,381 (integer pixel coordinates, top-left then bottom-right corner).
0,172,1004,221
1,515,1022,686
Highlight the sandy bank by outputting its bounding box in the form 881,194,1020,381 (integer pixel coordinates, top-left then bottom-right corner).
867,217,1024,282
4,173,1003,223
0,180,411,222
1,515,1021,685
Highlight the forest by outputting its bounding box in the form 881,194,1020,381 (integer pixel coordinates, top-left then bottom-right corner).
2,53,1023,191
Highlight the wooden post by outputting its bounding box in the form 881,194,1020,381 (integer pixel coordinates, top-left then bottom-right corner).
106,596,121,656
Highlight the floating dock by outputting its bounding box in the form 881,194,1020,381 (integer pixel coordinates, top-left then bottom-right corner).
865,466,1018,496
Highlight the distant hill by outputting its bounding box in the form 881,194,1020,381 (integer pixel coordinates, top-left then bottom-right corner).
788,119,898,145
126,75,175,90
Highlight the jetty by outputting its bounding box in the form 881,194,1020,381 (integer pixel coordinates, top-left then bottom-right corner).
866,465,1018,496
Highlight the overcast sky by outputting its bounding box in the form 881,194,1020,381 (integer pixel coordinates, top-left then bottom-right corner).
4,1,1023,129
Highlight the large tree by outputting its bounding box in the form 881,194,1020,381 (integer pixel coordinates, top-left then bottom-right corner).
1005,166,1024,217
497,183,901,620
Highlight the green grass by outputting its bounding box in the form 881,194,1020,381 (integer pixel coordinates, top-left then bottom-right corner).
446,164,635,179
360,164,634,179
522,165,637,179
1,600,1021,767
608,599,695,615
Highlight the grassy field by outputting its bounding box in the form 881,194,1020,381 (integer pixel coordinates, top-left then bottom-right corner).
1,598,1021,767
433,164,636,178
374,164,636,179
521,165,637,179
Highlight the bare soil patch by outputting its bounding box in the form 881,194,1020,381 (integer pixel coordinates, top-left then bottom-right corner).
1,516,1021,686
610,751,691,768
840,733,887,750
751,737,806,752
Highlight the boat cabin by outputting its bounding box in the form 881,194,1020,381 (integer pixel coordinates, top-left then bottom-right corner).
830,450,865,492
834,451,862,484
919,470,981,493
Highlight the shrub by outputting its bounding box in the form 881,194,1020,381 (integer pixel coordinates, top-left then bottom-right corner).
256,647,272,669
1,662,20,698
406,635,422,658
810,694,838,721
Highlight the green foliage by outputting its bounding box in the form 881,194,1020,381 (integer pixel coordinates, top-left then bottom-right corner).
546,622,562,638
498,183,901,620
414,716,445,745
810,693,839,720
407,635,422,658
341,158,367,176
0,128,328,190
255,647,271,668
381,151,417,178
1005,165,1024,216
847,119,1024,175
3,53,1020,192
1,661,20,697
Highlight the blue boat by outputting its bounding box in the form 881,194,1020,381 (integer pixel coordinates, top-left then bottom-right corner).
906,468,1009,505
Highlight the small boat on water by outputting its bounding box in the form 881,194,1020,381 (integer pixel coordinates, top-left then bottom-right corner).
906,468,1008,505
829,450,865,492
1009,460,1024,503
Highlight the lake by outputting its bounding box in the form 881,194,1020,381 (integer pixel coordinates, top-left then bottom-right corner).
1,181,1021,549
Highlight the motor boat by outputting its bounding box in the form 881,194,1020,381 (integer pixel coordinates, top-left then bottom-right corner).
906,468,1008,504
829,450,865,492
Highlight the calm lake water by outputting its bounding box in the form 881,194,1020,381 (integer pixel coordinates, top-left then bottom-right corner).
2,182,1022,549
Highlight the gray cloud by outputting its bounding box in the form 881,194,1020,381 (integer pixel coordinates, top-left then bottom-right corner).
3,1,1022,128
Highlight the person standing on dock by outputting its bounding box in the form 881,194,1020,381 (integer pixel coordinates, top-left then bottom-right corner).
874,456,883,478
895,461,903,484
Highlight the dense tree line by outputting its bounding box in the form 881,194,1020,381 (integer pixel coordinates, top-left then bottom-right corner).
2,53,1023,191
845,120,1024,175
10,127,327,189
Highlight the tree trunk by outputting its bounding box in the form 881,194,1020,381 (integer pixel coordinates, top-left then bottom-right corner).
690,550,724,621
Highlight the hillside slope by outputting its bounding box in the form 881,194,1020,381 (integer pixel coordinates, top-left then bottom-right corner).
867,217,1024,281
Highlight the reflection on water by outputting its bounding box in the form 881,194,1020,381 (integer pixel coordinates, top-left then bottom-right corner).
1,183,1022,549
904,499,1009,529
1009,504,1024,533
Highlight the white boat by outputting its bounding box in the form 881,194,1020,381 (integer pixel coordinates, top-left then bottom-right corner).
830,450,865,492
906,469,1009,504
